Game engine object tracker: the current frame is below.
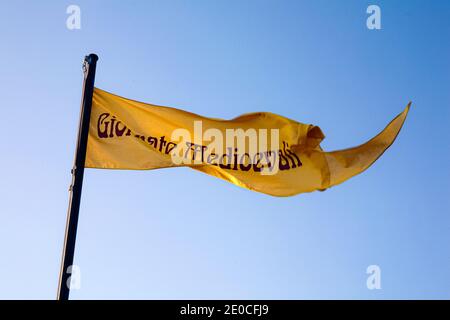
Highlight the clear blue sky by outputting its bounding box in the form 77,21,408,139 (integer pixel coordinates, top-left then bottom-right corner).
0,0,449,299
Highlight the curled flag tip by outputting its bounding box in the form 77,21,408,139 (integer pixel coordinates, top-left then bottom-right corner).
321,103,410,190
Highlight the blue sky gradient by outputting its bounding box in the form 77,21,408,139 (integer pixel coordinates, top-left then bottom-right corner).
0,0,449,299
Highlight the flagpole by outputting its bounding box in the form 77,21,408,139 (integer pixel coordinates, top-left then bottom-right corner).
57,53,98,300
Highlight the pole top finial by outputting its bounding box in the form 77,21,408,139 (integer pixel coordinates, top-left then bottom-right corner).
85,53,99,64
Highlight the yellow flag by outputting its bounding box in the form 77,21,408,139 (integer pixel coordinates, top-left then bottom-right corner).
86,88,410,196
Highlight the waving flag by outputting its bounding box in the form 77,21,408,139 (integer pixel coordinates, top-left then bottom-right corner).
86,87,410,196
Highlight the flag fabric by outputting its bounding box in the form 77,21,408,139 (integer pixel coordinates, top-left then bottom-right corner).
86,88,410,196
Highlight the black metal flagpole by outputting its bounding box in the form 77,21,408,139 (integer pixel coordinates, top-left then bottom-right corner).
57,53,98,300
